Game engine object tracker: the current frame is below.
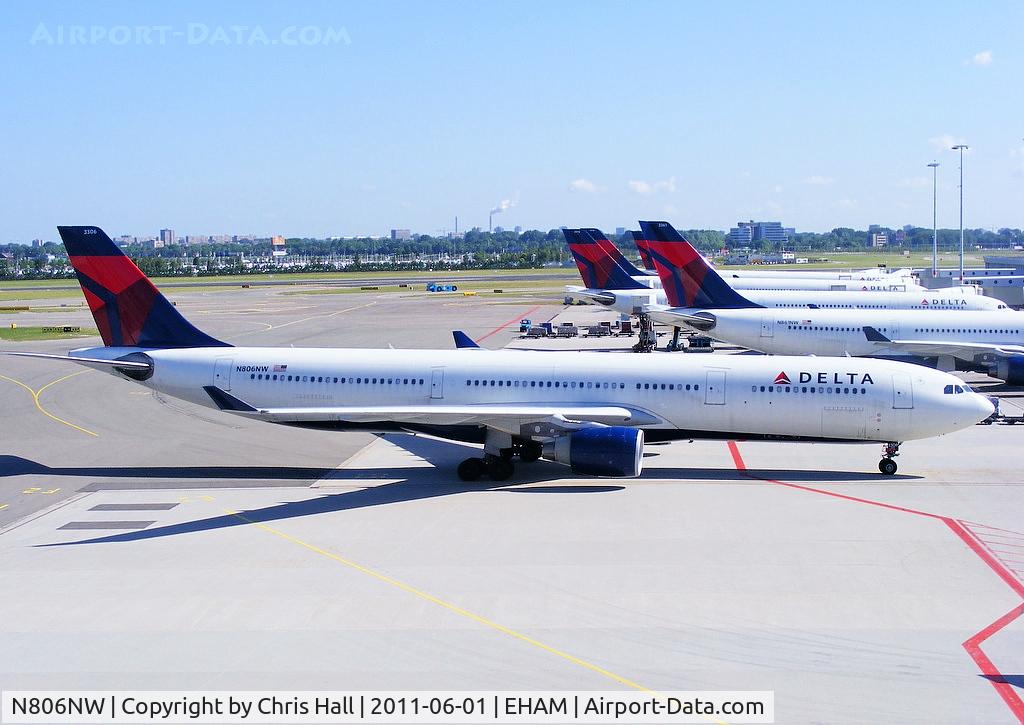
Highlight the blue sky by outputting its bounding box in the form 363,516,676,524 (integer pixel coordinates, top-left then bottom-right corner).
1,1,1021,241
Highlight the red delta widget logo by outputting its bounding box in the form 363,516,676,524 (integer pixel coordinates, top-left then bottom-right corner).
774,370,875,385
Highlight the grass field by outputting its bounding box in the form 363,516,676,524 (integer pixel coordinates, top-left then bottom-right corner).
0,325,98,342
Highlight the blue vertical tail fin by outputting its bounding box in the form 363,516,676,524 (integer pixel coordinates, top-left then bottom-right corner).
562,228,646,290
637,221,759,309
58,225,230,348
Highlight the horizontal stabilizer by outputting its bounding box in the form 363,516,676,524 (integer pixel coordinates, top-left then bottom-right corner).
1,351,151,370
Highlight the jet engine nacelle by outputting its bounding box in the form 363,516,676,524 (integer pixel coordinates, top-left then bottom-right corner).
992,355,1024,385
542,426,644,477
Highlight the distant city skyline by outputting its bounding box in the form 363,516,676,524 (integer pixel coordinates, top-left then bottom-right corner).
1,1,1022,242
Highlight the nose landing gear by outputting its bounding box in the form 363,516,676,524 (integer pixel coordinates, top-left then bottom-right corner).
878,442,901,475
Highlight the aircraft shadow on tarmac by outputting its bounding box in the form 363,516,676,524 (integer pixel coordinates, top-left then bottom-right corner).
0,455,332,484
32,435,625,547
20,433,918,547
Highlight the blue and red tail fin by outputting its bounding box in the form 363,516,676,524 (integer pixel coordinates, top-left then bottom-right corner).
58,226,229,348
630,231,656,272
579,228,645,277
561,228,646,290
637,221,759,309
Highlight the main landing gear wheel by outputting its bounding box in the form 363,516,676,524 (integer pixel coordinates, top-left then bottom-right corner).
457,457,486,482
486,456,515,481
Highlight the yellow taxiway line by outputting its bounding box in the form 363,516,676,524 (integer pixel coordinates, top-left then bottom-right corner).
0,370,98,437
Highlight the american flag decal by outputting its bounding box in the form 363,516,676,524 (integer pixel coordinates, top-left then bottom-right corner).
273,364,288,372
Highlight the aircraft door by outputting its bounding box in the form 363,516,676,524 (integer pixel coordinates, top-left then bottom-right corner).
704,370,726,405
214,357,233,391
760,314,774,338
430,368,444,399
891,372,913,409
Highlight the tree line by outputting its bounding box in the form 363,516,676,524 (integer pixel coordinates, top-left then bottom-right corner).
2,226,1023,279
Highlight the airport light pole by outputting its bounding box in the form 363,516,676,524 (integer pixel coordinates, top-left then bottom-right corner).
951,143,968,284
927,161,939,276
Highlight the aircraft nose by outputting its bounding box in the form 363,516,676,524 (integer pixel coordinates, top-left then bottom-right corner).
970,393,996,422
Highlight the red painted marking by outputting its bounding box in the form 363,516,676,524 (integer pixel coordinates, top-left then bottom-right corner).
476,305,543,343
727,441,943,519
948,521,1024,599
962,603,1024,723
726,440,746,470
726,439,1024,722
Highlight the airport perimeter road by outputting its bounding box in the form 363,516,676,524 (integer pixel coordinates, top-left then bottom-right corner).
1,291,1022,724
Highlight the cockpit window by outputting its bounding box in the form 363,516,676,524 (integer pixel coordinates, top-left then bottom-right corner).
943,384,954,394
954,385,964,393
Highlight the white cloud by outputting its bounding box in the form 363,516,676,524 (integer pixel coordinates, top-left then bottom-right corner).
662,204,679,216
490,198,517,215
834,198,858,209
568,178,601,193
627,176,676,195
772,185,783,193
803,175,835,185
930,133,968,151
967,50,993,66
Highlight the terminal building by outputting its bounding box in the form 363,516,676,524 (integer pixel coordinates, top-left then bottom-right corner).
915,257,1024,307
727,220,790,247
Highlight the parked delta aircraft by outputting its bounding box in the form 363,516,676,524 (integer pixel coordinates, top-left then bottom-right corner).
632,233,921,283
0,226,994,477
581,228,925,292
564,229,1003,315
640,220,1024,385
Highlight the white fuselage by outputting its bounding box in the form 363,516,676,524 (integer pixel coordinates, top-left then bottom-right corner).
568,285,1004,317
649,307,1024,360
73,345,992,443
627,273,925,292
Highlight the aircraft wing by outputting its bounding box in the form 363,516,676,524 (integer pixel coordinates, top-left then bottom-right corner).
862,326,1024,360
564,285,613,305
203,386,661,429
644,307,717,331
